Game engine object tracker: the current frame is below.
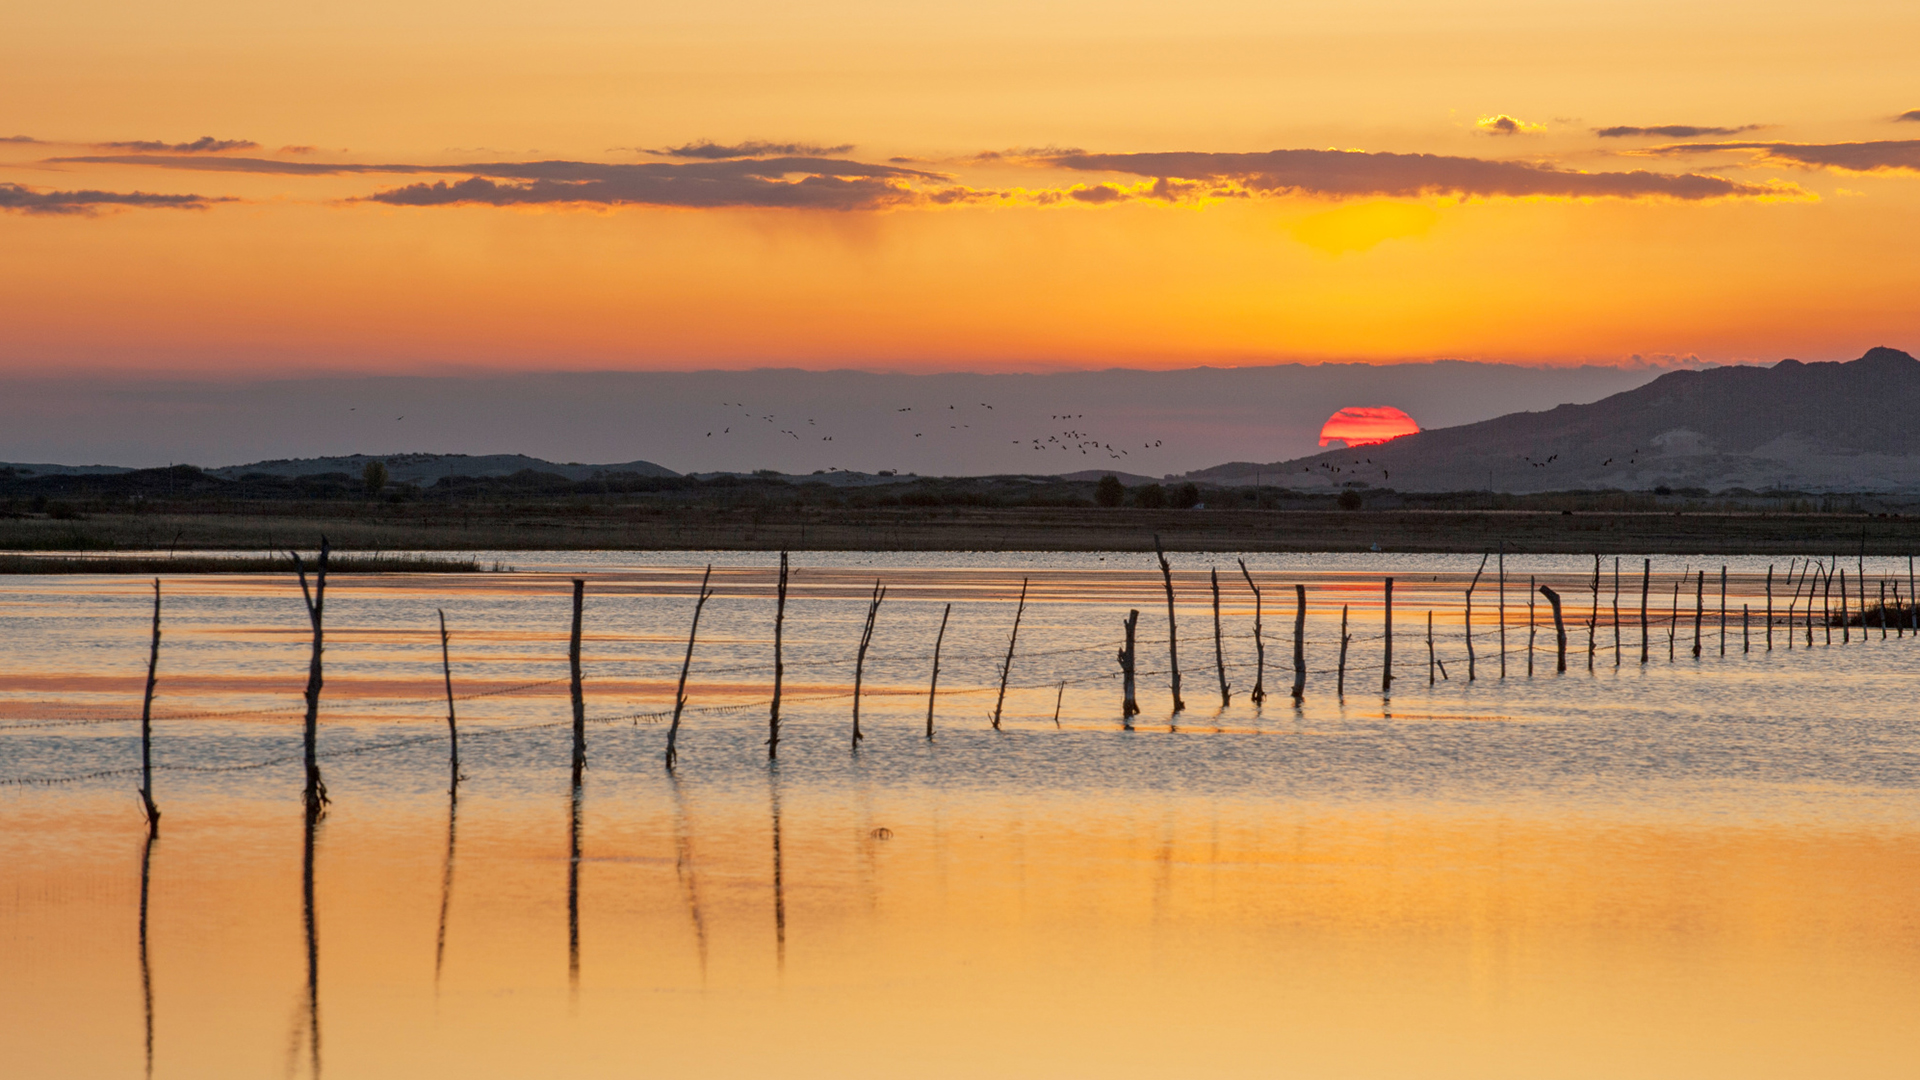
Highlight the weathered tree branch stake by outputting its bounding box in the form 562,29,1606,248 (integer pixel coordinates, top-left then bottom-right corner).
1540,584,1567,673
1211,567,1231,707
665,566,715,768
1465,553,1488,681
1118,609,1141,720
438,608,459,792
1382,577,1394,693
991,578,1027,731
139,579,161,833
926,602,951,739
769,552,788,759
852,579,885,747
290,538,331,820
1337,605,1351,698
1237,559,1265,705
1290,584,1307,704
1154,536,1184,712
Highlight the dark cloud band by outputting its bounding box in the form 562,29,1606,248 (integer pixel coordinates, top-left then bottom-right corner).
0,182,225,215
648,140,856,159
97,136,258,154
1640,139,1920,173
1595,124,1765,139
1045,148,1781,200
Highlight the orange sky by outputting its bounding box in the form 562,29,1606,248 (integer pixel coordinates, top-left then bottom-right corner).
3,0,1919,375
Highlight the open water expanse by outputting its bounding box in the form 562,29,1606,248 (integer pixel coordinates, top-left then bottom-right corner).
3,550,1918,1078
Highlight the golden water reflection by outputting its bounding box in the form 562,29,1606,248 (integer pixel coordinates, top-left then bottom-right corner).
6,783,1916,1080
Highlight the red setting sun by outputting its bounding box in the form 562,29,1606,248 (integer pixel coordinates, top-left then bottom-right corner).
1318,405,1421,447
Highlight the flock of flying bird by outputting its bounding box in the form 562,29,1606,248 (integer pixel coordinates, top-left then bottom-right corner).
702,400,1169,471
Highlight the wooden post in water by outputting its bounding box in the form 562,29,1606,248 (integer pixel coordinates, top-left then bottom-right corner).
1718,566,1728,655
1118,610,1141,719
1237,559,1265,705
1498,547,1507,679
1640,559,1651,664
1211,568,1231,708
139,579,162,833
1839,570,1850,644
1892,580,1904,639
1668,575,1682,661
1692,570,1704,658
1052,681,1066,728
1337,605,1350,698
1528,576,1537,676
1880,580,1889,640
1291,584,1306,704
1427,611,1436,685
1586,555,1600,672
290,538,331,819
569,578,586,775
1823,564,1833,645
1612,557,1621,667
1766,564,1775,651
991,578,1027,731
1154,536,1185,712
1743,604,1751,652
852,579,885,746
1465,554,1488,681
664,565,715,769
769,552,788,759
438,608,459,791
1381,578,1394,693
926,602,950,739
1539,584,1567,673
1785,560,1803,649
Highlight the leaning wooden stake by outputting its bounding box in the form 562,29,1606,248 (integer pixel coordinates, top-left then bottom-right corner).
138,579,162,833
769,552,788,759
1743,603,1751,652
1052,682,1066,728
926,602,951,739
1154,536,1184,712
1668,575,1682,660
664,566,716,769
1823,564,1833,645
1465,553,1488,681
1692,570,1704,658
1290,584,1306,704
290,538,331,820
1337,605,1350,698
1539,584,1567,673
991,578,1027,731
438,608,459,791
1382,578,1394,692
1237,559,1265,705
1210,567,1231,707
852,579,885,746
1118,609,1141,719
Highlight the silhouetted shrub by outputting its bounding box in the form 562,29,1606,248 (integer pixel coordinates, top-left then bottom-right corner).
1170,482,1200,509
1133,483,1166,508
1337,489,1364,511
1095,475,1125,507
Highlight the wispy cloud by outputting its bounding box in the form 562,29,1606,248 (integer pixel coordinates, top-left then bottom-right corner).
646,140,856,160
3,135,46,144
1897,110,1920,123
1044,148,1791,201
48,154,944,210
0,182,227,216
95,136,258,154
1595,124,1765,138
1638,139,1920,173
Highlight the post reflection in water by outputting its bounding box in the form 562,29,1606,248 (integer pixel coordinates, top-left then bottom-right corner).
136,834,155,1080
768,765,786,974
567,753,583,997
668,769,710,983
433,782,458,989
299,811,321,1080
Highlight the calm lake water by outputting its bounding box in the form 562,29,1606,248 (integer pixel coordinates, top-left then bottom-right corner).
4,551,1918,1078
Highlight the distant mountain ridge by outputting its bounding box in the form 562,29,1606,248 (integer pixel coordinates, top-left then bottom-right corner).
1188,347,1920,493
0,453,679,483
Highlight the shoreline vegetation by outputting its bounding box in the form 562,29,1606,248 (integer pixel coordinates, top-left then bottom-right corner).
4,467,1918,559
0,553,487,575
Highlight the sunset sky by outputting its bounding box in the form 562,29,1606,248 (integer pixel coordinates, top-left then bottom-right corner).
5,0,1919,377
